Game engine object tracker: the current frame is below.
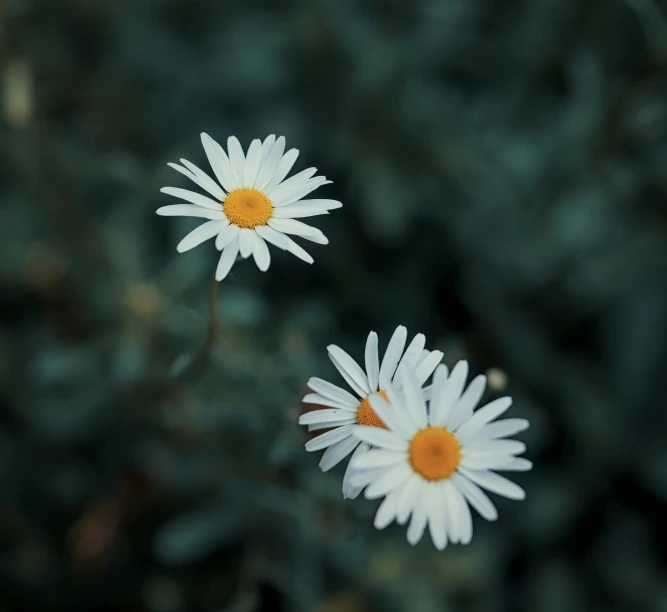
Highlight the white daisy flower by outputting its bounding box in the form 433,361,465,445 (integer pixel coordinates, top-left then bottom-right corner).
157,133,341,281
349,362,532,550
298,325,444,499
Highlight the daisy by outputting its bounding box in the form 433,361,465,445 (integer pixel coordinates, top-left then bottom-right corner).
157,133,341,281
349,362,531,550
298,325,444,499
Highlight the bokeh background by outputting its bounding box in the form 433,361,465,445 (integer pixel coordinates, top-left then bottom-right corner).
2,0,667,610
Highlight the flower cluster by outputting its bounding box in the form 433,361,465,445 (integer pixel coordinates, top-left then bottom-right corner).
299,327,531,549
158,134,532,550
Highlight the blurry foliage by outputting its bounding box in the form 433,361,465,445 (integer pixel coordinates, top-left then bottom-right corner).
1,0,667,610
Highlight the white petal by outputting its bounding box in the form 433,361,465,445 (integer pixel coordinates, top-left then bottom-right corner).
374,486,401,530
406,492,428,545
327,345,371,397
441,360,470,424
414,350,444,386
299,409,358,426
451,473,498,521
179,158,226,199
227,136,245,187
242,138,262,187
318,435,359,472
201,133,236,192
467,418,529,441
379,326,408,386
431,360,468,427
271,177,330,207
428,365,449,421
349,466,388,490
394,334,426,383
396,474,420,525
445,480,473,544
293,198,342,210
458,467,525,500
285,237,314,264
249,232,270,271
302,393,355,411
307,378,359,408
266,167,317,201
449,374,487,431
254,224,290,250
298,232,328,245
167,161,200,185
342,442,370,499
400,366,428,430
464,439,526,457
267,217,325,240
273,199,340,218
264,148,299,192
425,485,447,550
238,228,254,259
422,384,433,401
160,187,221,211
215,238,239,281
271,166,318,189
460,453,521,470
416,349,429,367
342,481,365,500
305,425,354,452
215,224,239,250
176,220,225,253
308,419,355,432
255,136,284,192
168,160,225,201
383,382,420,438
157,204,224,220
368,394,414,439
439,481,457,542
261,134,276,152
272,207,329,219
454,397,513,439
365,332,380,392
353,425,408,451
351,449,405,470
496,457,533,471
363,462,412,499
259,134,276,163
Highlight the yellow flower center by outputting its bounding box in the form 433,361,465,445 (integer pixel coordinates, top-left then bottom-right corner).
408,427,461,481
223,188,273,229
356,390,389,428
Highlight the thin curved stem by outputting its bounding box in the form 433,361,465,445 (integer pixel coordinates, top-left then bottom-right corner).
175,277,220,383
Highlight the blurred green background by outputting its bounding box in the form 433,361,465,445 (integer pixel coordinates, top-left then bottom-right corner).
1,0,667,610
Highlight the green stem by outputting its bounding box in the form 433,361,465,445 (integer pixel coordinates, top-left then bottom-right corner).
176,277,219,383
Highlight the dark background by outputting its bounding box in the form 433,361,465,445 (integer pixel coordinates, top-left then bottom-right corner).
1,0,666,610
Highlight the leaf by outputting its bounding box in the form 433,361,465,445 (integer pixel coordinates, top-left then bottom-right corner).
153,506,242,566
168,353,192,377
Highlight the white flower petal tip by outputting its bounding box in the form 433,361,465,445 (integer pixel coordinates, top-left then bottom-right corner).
299,328,443,498
345,363,531,550
158,133,340,276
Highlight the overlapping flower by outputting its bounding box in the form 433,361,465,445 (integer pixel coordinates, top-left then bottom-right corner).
299,326,443,499
349,362,531,549
299,335,532,549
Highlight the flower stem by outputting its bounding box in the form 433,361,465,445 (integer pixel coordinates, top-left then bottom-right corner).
176,277,219,383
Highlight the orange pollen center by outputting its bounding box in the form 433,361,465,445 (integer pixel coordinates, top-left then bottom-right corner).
356,390,389,428
408,427,461,481
223,188,273,229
